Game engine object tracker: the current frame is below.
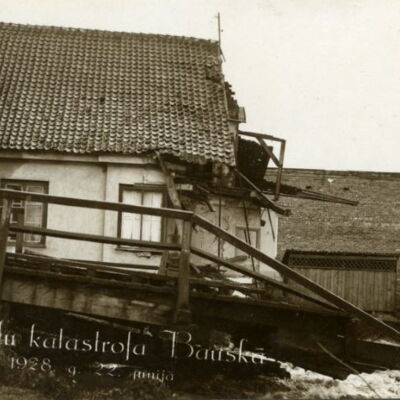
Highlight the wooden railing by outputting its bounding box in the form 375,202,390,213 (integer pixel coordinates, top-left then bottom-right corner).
1,189,400,341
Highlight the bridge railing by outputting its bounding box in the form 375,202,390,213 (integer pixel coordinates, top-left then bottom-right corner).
1,188,400,341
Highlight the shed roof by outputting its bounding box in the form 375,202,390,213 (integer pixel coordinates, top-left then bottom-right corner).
0,22,235,165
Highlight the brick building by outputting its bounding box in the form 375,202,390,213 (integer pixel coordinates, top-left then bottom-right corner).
266,168,400,259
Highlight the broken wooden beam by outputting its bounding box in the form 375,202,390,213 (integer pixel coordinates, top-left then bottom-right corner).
257,137,280,167
235,169,290,216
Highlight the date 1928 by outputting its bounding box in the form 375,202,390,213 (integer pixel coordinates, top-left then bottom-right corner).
9,356,52,372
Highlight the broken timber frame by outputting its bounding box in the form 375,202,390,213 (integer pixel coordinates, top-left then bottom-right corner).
239,131,286,201
0,188,399,342
234,169,290,216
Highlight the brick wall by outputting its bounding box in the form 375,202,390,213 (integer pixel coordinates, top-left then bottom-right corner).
266,169,400,259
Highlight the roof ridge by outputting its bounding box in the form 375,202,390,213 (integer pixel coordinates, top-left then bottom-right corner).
0,20,218,46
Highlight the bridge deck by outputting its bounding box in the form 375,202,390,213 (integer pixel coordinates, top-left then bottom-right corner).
3,252,400,378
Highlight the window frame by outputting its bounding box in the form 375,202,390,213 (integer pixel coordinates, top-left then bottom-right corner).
117,183,167,252
0,179,49,247
234,226,261,258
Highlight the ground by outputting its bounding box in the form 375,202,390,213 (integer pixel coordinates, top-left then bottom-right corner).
1,365,400,399
0,385,51,400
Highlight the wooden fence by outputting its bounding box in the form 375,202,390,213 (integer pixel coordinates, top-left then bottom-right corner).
283,251,399,313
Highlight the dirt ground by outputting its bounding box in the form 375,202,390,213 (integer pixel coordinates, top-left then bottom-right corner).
0,385,51,400
1,366,400,400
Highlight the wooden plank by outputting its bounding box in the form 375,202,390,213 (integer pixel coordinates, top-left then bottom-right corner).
372,272,379,311
0,199,11,293
353,270,361,306
174,219,192,324
351,270,359,307
388,272,396,311
239,131,285,143
2,276,172,326
382,272,390,311
0,189,192,220
324,270,333,294
331,269,339,297
9,224,180,252
343,270,349,303
382,273,389,311
4,265,175,294
193,214,400,341
190,277,266,295
23,250,159,271
380,272,391,312
7,253,172,283
362,271,369,310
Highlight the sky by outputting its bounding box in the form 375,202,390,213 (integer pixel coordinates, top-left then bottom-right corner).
1,0,399,172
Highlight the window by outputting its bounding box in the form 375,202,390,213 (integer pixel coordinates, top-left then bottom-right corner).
0,180,48,246
118,184,165,244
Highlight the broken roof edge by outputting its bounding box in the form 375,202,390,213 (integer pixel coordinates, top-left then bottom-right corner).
0,146,236,167
0,20,219,46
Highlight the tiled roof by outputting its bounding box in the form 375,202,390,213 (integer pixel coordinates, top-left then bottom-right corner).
0,22,235,165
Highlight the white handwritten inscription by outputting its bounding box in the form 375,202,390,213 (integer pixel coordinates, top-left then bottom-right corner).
0,320,16,347
0,320,266,375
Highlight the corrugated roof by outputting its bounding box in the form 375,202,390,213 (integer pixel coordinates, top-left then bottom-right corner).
0,22,235,165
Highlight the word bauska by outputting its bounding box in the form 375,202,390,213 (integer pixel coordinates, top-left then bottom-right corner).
163,330,266,364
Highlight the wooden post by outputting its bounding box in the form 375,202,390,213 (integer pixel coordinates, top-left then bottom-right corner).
275,140,286,200
173,219,192,324
15,209,24,254
0,199,11,296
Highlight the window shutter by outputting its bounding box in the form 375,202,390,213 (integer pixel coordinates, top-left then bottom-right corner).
24,185,45,242
121,190,142,240
142,191,162,241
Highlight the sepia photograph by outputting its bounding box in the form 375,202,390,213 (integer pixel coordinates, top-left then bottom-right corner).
0,0,399,399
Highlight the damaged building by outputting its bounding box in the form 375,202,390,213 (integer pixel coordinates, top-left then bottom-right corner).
0,22,286,277
1,21,400,379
